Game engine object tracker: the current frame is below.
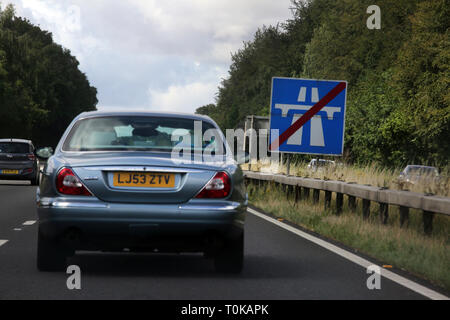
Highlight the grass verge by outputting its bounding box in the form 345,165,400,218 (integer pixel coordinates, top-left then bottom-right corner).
247,181,450,291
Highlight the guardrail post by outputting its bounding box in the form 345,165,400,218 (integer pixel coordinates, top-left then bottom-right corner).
287,185,293,200
423,211,434,235
348,196,356,212
336,193,343,215
399,206,409,227
362,199,370,219
313,189,320,204
286,154,291,176
294,186,301,203
379,203,388,224
324,191,332,210
304,187,310,199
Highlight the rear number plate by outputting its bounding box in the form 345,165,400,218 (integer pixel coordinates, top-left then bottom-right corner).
1,170,19,175
113,172,175,188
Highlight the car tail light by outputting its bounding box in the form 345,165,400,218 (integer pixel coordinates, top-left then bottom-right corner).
195,172,231,199
56,168,92,196
28,154,36,161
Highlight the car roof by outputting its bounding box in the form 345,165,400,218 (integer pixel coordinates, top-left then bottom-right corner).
406,165,437,169
76,110,215,123
0,138,32,144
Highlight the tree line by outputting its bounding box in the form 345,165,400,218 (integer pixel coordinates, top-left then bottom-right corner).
0,4,97,148
196,0,449,168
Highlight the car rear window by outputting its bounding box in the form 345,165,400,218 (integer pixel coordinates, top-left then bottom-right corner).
0,142,30,154
62,116,225,154
318,160,334,166
406,167,438,176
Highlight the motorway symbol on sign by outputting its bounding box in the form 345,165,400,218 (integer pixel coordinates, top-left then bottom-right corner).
269,77,348,155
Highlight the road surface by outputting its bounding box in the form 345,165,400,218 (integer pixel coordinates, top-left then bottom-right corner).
0,181,444,300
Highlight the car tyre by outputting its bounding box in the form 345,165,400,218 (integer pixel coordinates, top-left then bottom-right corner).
37,229,71,272
214,233,244,274
30,176,39,186
30,168,40,186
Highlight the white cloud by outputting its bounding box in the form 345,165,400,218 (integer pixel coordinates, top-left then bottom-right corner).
128,0,291,64
13,0,104,65
20,0,82,38
6,0,293,110
148,82,218,113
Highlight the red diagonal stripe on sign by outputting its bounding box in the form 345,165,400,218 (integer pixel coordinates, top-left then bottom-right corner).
270,82,346,151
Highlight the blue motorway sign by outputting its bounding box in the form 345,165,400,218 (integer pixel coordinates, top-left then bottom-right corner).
269,77,347,155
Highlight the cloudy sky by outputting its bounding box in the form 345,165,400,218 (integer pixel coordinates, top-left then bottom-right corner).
6,0,293,113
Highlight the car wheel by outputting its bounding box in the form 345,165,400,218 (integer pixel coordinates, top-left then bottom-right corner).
30,176,39,186
214,233,244,274
37,229,71,272
30,169,40,186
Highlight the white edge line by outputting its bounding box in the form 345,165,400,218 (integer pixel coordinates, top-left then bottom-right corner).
0,240,8,247
248,207,449,300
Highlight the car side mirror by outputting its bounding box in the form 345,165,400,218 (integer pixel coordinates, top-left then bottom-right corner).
36,147,54,159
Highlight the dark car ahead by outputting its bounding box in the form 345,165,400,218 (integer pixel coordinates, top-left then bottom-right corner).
36,111,247,273
0,139,40,185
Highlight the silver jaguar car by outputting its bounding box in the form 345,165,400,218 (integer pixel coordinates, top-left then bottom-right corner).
36,111,247,273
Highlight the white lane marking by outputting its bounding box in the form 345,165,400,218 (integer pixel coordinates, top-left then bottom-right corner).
14,228,22,231
248,207,449,301
22,220,36,226
0,240,8,247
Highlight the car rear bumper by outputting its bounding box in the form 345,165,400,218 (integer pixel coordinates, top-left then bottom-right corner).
36,197,246,251
0,162,37,180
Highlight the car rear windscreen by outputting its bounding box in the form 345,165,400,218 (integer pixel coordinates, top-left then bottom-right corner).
0,142,30,154
407,167,438,176
62,116,226,154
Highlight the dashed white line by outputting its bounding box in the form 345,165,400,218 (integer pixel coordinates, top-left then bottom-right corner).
22,220,36,226
0,240,8,247
13,228,22,231
248,207,449,301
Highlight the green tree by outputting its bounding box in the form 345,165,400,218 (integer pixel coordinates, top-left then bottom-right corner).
389,0,450,165
195,0,449,167
0,3,97,147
